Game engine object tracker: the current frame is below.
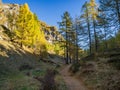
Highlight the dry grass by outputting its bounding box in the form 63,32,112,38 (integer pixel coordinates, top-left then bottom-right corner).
76,55,120,90
0,39,67,90
0,40,15,50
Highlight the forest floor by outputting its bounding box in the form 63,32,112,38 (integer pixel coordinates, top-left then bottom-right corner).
60,65,88,90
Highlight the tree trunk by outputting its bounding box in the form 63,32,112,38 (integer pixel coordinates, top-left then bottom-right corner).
87,18,92,54
93,20,98,52
104,24,108,50
66,29,69,64
86,4,92,54
75,24,79,62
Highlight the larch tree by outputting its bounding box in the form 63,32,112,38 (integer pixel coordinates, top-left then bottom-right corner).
58,11,73,64
97,7,111,51
15,3,45,48
15,3,31,47
99,0,120,48
88,0,99,52
71,17,82,63
80,1,92,54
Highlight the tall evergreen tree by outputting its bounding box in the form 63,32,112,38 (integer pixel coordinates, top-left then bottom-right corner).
99,0,120,33
74,17,81,62
58,11,73,64
81,1,92,54
99,0,120,48
89,0,99,52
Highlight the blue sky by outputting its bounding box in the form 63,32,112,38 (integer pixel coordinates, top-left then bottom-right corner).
2,0,97,27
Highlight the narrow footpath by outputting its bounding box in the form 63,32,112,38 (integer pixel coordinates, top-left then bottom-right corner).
60,65,88,90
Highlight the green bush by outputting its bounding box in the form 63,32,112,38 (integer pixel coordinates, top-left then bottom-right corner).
19,64,33,71
111,60,120,70
107,58,120,70
70,63,81,73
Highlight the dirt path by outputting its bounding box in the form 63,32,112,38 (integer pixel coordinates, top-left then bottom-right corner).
60,65,88,90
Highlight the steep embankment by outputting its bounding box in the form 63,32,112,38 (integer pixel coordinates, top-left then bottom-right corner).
0,39,42,89
71,53,120,90
0,39,66,90
0,2,66,90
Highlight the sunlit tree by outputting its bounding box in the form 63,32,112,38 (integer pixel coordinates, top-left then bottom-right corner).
80,1,92,54
89,0,99,52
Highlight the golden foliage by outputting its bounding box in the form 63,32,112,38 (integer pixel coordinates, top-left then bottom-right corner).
14,3,47,48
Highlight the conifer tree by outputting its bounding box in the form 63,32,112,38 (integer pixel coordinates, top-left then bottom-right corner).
58,11,73,64
15,3,46,48
81,1,92,54
99,0,120,48
15,3,31,47
89,0,99,52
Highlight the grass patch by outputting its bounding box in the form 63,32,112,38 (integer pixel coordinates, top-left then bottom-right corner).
32,69,46,77
0,73,40,90
55,75,68,90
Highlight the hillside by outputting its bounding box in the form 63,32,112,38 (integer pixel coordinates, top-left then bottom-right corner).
70,53,120,90
0,28,67,90
0,0,120,90
0,2,66,90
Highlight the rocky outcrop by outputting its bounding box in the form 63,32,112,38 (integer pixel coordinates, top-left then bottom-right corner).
0,2,19,28
0,1,63,43
40,21,63,44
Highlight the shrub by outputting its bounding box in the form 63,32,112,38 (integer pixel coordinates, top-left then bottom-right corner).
107,58,120,70
70,63,81,73
42,69,56,90
19,63,33,71
34,69,57,90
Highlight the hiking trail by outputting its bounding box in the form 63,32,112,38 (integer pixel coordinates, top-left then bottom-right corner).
60,65,88,90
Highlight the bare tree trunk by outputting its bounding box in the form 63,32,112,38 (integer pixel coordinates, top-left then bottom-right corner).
75,24,79,63
66,29,69,64
93,20,98,52
86,4,92,54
